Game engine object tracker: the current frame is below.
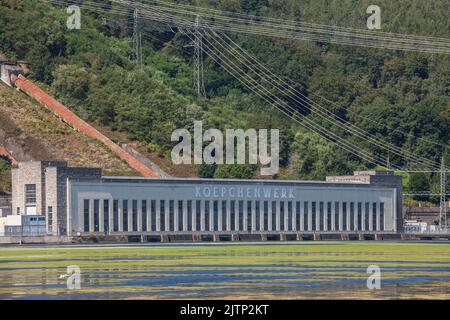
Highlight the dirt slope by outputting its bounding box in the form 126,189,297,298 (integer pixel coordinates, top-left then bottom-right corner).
0,83,136,176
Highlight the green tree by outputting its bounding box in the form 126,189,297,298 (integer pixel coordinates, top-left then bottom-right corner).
409,173,430,202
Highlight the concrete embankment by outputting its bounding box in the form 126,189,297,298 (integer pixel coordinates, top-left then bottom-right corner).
0,236,73,244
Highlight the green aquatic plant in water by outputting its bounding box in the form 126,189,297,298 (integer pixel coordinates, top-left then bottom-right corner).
0,242,449,299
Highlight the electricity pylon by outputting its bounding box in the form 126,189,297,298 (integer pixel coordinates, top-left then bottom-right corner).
193,15,206,96
133,8,143,68
440,157,447,229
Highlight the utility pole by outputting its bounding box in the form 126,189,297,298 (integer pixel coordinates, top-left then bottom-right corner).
440,156,447,229
193,15,206,96
133,8,143,68
386,155,391,170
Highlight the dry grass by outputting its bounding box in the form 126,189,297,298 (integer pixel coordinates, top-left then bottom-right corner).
0,84,136,175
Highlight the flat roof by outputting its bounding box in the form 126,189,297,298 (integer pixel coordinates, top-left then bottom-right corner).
68,176,382,189
100,176,368,184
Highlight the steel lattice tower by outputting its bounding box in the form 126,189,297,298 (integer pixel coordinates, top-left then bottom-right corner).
440,157,447,229
193,16,206,96
133,8,143,68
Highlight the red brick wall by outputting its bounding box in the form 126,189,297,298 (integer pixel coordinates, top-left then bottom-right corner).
12,75,158,177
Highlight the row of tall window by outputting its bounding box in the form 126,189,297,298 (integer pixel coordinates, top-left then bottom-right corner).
82,199,385,233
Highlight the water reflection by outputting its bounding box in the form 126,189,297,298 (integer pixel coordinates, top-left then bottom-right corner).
0,243,449,299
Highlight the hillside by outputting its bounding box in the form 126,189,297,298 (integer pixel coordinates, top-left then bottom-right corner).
0,82,136,178
0,0,449,202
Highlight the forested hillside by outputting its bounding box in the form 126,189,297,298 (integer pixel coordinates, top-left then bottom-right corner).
0,0,449,203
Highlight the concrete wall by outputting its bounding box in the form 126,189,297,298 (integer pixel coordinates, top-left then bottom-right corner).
12,162,44,216
44,167,58,234
0,235,73,244
12,161,67,216
327,171,402,232
12,163,403,237
13,161,101,235
68,177,398,236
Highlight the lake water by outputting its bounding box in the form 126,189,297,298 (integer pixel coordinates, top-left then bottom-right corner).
0,241,449,299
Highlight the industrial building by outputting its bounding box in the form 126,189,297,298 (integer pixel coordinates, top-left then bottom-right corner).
9,161,403,241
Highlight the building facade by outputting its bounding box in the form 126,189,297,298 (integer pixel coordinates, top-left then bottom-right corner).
12,161,101,235
12,161,403,238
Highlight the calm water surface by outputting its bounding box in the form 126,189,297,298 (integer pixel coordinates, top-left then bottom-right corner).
0,242,449,299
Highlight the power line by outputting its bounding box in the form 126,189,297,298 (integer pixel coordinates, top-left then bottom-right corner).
130,1,450,150
189,29,403,169
47,0,448,171
193,15,206,96
440,157,448,228
84,1,449,151
144,6,442,169
107,1,445,169
133,7,143,68
123,0,450,54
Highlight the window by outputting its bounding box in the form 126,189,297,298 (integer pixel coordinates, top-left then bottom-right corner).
113,200,119,232
230,200,236,231
104,200,109,233
187,200,193,231
263,201,269,231
205,201,210,231
94,199,100,232
25,184,36,205
296,201,301,231
238,201,244,231
311,202,316,231
132,200,138,232
287,201,292,231
247,201,252,231
222,201,227,231
357,202,362,231
334,202,339,231
327,202,332,231
178,200,184,231
365,202,370,231
169,200,174,231
196,200,201,231
342,202,347,231
304,202,309,231
214,201,219,231
83,199,89,232
380,203,385,231
151,200,156,231
47,206,53,233
372,203,377,230
255,201,260,231
279,202,285,231
271,201,276,231
160,200,165,231
142,200,147,232
350,202,354,231
319,202,324,231
123,200,128,232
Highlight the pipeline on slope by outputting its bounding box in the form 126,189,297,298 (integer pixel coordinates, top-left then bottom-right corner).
10,74,159,177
